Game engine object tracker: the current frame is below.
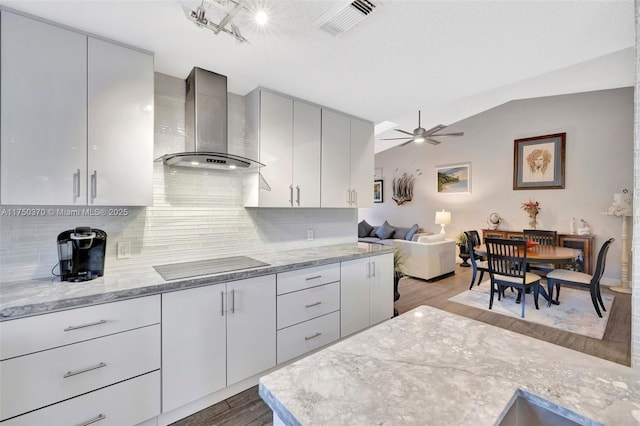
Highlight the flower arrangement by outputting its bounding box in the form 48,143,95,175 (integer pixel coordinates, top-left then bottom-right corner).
521,200,540,217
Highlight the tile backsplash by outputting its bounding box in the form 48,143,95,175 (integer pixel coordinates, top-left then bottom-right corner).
0,73,356,282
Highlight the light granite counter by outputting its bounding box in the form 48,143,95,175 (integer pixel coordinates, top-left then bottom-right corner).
259,305,640,426
0,242,391,320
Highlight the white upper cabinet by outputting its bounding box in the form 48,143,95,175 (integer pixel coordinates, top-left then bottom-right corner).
320,110,351,208
88,38,154,206
0,10,154,206
321,110,374,208
1,11,87,205
244,90,321,208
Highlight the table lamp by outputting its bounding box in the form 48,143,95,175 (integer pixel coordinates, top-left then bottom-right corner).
435,210,451,234
603,189,632,294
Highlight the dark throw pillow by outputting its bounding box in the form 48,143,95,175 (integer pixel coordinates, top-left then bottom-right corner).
358,220,374,238
375,221,396,240
405,224,419,241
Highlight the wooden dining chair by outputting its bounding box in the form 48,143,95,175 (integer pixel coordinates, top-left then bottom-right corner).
464,230,488,289
485,237,542,318
545,238,615,317
523,229,558,274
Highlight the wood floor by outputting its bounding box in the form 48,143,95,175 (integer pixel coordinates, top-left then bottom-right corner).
171,266,631,426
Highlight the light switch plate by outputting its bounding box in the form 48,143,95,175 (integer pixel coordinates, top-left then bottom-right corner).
117,241,131,259
307,229,314,241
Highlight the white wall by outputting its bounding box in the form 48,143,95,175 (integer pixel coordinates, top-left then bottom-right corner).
360,87,633,282
0,73,356,282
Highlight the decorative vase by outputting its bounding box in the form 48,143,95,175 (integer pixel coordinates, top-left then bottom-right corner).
528,214,538,229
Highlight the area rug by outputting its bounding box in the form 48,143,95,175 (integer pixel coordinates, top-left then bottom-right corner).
448,281,614,339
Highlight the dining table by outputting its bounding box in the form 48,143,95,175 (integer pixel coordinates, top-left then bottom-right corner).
473,243,583,305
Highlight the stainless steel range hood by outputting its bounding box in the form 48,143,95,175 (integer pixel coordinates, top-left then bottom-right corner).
159,67,263,170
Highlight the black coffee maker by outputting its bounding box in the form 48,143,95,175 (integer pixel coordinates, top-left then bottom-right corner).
57,227,107,282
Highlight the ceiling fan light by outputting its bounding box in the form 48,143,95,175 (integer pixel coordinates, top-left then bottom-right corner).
414,136,425,143
255,10,268,26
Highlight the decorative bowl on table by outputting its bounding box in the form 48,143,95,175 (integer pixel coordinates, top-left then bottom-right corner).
526,240,538,248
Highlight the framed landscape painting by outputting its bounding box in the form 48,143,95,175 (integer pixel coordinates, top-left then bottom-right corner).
436,162,471,194
373,180,383,203
513,133,566,190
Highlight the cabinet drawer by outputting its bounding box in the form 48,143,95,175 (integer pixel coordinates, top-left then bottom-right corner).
277,311,340,364
0,324,160,421
0,295,160,360
277,282,340,329
277,263,340,295
2,371,160,425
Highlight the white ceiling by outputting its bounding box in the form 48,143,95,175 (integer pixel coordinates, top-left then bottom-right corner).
1,0,635,152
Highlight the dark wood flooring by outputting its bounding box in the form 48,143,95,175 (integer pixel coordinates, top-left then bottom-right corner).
171,266,631,426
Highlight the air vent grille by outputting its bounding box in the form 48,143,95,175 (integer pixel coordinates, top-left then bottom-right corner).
317,0,378,36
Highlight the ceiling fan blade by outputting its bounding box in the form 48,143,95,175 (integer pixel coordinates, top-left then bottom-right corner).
423,124,447,135
425,137,442,145
394,129,414,136
399,139,416,146
380,137,411,141
431,132,464,137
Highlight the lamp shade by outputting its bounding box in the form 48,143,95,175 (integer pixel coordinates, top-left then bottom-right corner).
435,210,451,225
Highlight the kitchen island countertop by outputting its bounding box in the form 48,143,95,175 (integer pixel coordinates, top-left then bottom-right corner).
0,242,391,320
259,305,640,426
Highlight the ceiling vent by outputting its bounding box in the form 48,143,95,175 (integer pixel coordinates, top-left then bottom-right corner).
316,0,378,36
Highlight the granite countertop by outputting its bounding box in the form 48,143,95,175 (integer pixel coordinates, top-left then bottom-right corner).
0,242,392,320
259,305,640,426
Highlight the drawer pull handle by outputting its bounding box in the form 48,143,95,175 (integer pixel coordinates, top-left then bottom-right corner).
305,275,322,281
305,332,322,341
64,319,107,332
76,414,106,426
64,362,107,378
305,301,322,308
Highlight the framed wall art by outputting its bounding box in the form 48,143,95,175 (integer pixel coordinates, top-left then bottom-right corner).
513,133,566,190
436,162,471,194
373,180,383,203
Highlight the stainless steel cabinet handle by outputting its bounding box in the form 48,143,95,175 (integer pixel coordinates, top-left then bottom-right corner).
371,261,376,277
220,291,225,316
76,414,106,426
305,275,322,281
305,301,322,308
296,185,300,206
64,319,107,332
304,332,322,341
347,189,351,205
231,289,235,314
63,362,107,378
289,185,294,207
353,190,357,206
73,169,81,200
366,262,371,278
90,170,97,203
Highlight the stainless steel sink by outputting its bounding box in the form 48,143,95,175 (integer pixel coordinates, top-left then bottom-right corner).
496,389,602,426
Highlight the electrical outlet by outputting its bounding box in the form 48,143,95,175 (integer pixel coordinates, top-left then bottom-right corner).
307,229,314,241
117,241,131,259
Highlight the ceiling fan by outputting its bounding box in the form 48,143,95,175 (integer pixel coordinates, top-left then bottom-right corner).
381,111,464,146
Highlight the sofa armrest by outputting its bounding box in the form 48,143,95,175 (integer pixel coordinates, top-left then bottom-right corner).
392,239,456,281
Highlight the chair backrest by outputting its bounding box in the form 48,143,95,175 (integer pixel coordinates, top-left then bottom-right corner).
523,229,558,246
464,231,480,263
485,237,528,280
591,238,615,285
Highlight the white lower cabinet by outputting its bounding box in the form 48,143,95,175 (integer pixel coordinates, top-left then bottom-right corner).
0,295,161,423
277,311,340,364
162,275,276,413
2,371,160,426
341,253,394,337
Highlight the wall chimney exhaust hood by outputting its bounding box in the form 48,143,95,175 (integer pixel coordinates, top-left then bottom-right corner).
158,67,263,170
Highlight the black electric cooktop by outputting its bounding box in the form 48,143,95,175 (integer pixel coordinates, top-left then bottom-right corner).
153,256,269,281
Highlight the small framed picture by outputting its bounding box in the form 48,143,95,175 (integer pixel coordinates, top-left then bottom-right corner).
513,133,566,190
373,180,383,203
436,162,471,194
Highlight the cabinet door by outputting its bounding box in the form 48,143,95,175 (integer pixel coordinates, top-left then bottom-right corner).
292,100,321,207
1,11,87,205
350,117,374,208
226,275,276,385
369,253,394,325
259,91,294,207
88,38,154,206
162,285,226,413
340,257,371,337
321,109,351,207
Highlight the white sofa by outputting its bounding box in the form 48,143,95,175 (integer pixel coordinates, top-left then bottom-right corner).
392,235,456,281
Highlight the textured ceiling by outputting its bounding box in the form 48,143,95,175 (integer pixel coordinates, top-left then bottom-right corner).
1,0,634,152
